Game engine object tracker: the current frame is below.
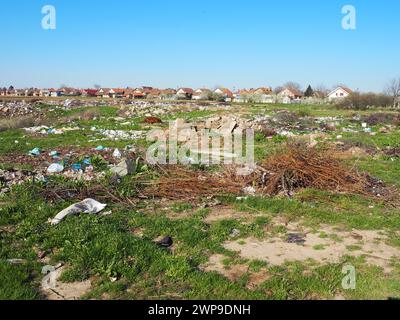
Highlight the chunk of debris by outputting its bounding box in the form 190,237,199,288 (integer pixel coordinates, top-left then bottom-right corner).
110,158,136,177
143,117,163,124
217,117,237,135
47,163,64,174
29,147,41,156
112,148,122,159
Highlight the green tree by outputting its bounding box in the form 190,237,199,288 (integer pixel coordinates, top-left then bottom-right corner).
304,85,314,97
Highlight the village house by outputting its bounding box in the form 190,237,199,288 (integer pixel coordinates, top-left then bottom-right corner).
123,88,135,99
327,86,353,100
192,88,211,100
214,88,233,102
176,88,194,100
146,88,162,100
97,88,111,98
14,89,25,96
81,89,99,97
49,88,62,97
110,89,126,98
233,88,274,103
132,89,146,99
0,87,15,96
61,87,81,97
278,87,303,103
160,89,177,100
252,87,274,103
233,89,251,103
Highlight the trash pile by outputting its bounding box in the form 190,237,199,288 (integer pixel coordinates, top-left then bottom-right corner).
0,146,138,195
360,113,400,126
0,169,45,195
249,112,340,136
91,128,145,141
0,101,44,118
24,126,66,135
118,101,230,118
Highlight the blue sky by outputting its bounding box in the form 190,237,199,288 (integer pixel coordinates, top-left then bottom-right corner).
0,0,399,91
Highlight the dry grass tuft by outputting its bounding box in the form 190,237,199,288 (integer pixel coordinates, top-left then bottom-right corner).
0,116,36,132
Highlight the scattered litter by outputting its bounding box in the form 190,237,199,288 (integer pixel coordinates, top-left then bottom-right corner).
143,117,163,124
50,198,107,225
0,169,45,194
287,233,306,244
243,186,256,195
113,148,122,159
49,151,60,157
6,259,27,265
110,158,136,177
47,163,64,174
156,236,173,248
71,163,82,171
100,210,112,216
97,129,144,141
29,147,41,156
230,229,241,238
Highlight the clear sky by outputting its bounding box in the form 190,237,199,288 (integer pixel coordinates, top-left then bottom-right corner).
0,0,399,92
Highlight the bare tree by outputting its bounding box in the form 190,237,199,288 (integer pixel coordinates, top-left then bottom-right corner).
314,84,328,94
283,81,302,92
385,78,400,106
273,86,284,94
94,84,102,89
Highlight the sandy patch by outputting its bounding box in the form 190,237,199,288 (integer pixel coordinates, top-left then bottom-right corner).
204,206,262,224
200,254,270,289
223,225,400,272
41,266,91,300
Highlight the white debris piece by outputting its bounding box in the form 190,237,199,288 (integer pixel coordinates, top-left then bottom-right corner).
113,148,122,158
50,198,107,225
110,158,136,177
47,163,64,174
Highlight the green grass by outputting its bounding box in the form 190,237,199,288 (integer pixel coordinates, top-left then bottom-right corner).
1,101,400,300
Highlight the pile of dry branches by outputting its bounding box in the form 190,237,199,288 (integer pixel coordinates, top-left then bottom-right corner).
258,142,371,196
38,181,137,207
143,166,249,200
144,143,395,202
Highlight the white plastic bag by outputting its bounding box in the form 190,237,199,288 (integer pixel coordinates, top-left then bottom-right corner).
47,163,64,173
50,198,107,225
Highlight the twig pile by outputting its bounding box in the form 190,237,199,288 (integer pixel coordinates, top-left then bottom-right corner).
38,181,137,207
258,142,370,196
143,166,247,200
144,142,396,202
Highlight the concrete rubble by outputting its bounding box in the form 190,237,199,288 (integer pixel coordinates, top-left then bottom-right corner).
0,101,44,117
